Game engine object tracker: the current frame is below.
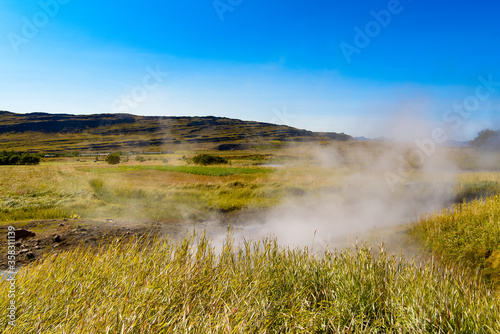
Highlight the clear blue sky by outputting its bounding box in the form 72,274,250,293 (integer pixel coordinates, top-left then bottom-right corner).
1,0,499,140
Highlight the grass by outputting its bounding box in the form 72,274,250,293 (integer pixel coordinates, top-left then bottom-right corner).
455,172,500,203
0,166,83,221
0,162,287,221
81,165,273,177
411,194,500,287
3,146,500,332
1,234,499,333
455,180,500,202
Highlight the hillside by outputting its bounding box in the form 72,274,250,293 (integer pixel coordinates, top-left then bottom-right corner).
0,111,353,152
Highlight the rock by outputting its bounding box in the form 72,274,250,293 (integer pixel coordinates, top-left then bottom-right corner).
7,229,36,241
26,252,35,259
53,234,62,243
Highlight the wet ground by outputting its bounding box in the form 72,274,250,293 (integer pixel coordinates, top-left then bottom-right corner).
1,207,430,272
0,211,257,270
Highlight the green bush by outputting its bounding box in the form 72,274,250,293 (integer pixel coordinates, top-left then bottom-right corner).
192,154,228,165
105,153,121,165
8,154,21,165
0,151,40,165
470,129,500,150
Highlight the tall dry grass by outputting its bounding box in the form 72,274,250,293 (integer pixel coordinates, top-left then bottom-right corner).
1,233,498,333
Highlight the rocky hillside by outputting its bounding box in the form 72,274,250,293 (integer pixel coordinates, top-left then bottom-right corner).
0,111,353,152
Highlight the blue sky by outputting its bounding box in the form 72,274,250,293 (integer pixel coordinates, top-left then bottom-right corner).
0,0,499,140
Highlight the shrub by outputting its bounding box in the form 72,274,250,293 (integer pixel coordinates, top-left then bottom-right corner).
20,153,40,165
0,151,40,165
105,153,121,165
8,154,21,165
192,154,228,165
470,129,500,150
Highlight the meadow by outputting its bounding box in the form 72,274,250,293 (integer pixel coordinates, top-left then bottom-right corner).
0,146,349,222
1,142,500,333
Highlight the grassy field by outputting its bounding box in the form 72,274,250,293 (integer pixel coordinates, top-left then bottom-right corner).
0,160,281,221
0,147,352,222
1,144,500,332
82,165,274,176
2,152,499,222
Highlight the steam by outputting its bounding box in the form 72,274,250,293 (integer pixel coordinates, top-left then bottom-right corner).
213,141,459,253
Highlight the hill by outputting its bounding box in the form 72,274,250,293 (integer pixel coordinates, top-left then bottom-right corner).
0,111,353,152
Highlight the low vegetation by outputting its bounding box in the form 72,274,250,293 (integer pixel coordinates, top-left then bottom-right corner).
105,153,121,165
0,163,280,221
412,194,500,287
85,165,272,177
470,129,500,150
0,151,40,165
455,180,500,203
1,234,499,333
192,154,228,165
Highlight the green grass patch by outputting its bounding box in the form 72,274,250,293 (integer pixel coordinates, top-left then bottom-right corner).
81,165,273,176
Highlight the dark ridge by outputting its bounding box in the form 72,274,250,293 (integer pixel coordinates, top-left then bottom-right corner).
0,112,136,134
0,111,355,152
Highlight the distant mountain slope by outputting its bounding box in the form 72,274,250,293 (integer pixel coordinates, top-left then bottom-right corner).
0,111,136,133
0,111,353,152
